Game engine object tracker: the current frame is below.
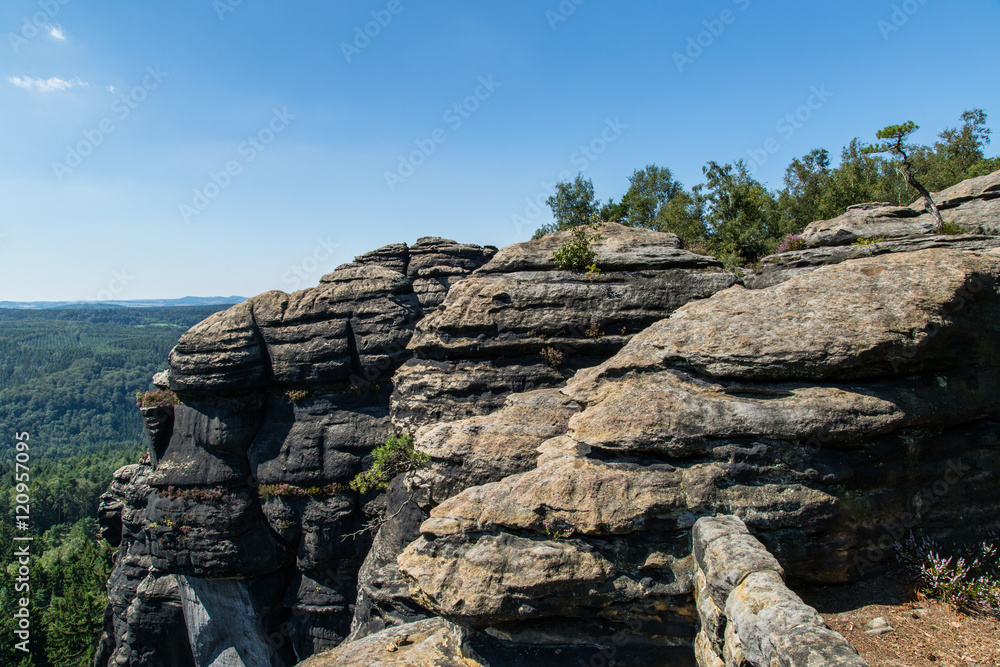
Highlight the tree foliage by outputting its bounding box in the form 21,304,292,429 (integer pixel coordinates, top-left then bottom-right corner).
533,109,998,266
534,173,599,238
863,121,945,228
349,433,430,494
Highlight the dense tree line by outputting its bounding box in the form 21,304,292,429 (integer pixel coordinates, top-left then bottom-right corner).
536,109,1000,268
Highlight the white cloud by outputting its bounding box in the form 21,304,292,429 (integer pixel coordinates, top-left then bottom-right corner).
107,85,116,93
8,76,88,92
48,25,65,40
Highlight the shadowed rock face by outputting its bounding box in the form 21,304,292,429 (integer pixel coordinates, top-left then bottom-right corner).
93,462,197,667
97,239,496,666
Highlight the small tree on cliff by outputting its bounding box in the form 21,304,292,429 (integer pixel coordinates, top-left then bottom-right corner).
863,121,945,230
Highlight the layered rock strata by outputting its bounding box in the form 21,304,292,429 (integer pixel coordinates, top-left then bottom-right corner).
96,184,1000,666
97,239,495,665
392,222,737,430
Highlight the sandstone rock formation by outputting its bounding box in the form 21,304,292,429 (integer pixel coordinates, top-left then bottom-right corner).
354,223,737,639
96,178,1000,666
97,239,496,665
94,461,196,667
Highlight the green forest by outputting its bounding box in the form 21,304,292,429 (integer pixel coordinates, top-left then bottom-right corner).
535,109,1000,268
0,306,227,460
0,305,230,666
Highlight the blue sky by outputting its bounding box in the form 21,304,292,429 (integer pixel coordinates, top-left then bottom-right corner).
1,0,998,300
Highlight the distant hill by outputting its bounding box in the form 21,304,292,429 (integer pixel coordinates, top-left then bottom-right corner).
0,296,245,310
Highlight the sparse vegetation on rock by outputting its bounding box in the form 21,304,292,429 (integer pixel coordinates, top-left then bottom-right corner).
552,223,601,271
349,433,429,494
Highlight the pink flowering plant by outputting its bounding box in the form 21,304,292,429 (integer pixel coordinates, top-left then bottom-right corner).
896,532,1000,618
775,233,807,254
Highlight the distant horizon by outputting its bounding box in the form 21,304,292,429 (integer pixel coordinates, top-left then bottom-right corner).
0,295,247,308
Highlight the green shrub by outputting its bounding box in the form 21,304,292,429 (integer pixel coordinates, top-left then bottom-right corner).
851,236,885,247
349,433,430,494
553,225,602,271
938,221,966,235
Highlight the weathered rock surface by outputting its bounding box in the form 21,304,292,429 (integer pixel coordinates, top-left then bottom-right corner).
586,249,1000,383
98,237,494,666
98,178,1000,666
745,233,1000,289
692,516,867,667
168,238,495,396
94,462,197,667
350,389,580,640
393,222,736,430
